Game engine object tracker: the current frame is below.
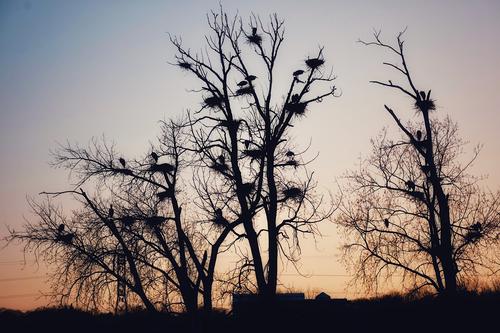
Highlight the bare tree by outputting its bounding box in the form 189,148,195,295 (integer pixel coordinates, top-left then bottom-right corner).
8,120,233,313
336,31,500,296
170,8,337,298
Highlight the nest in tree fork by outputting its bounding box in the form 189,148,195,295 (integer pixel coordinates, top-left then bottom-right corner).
150,163,175,173
283,187,304,201
145,216,167,227
246,33,262,45
56,233,75,245
243,149,264,159
285,102,308,116
305,58,324,70
219,119,241,131
210,162,228,173
212,215,228,228
236,86,254,96
178,61,192,70
240,182,254,195
414,99,436,112
120,216,135,226
157,189,174,201
204,96,223,109
118,168,133,176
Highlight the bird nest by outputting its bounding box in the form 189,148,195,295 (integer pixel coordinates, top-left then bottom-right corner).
120,216,135,226
305,58,324,70
145,216,167,227
243,149,264,159
178,61,192,70
246,34,262,45
157,189,174,201
204,96,223,109
56,233,75,245
240,182,254,195
219,119,241,131
414,99,436,112
210,162,228,174
212,215,228,228
282,187,304,201
285,102,308,116
118,168,133,176
236,86,254,96
150,163,175,173
284,159,298,167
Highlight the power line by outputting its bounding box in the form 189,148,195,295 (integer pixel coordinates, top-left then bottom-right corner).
0,275,45,283
0,293,40,299
281,273,351,277
0,260,27,265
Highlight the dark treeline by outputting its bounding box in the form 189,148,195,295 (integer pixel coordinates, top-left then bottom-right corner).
2,290,500,333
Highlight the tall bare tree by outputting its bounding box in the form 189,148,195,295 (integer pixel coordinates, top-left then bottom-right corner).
336,31,500,296
171,8,337,298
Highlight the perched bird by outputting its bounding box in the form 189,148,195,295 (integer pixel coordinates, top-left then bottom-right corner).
217,155,226,165
57,224,65,233
237,80,248,87
405,180,416,191
420,91,426,100
244,140,251,149
151,151,159,163
291,94,300,103
245,75,257,82
109,205,114,219
384,218,390,228
472,222,483,232
416,130,422,141
293,69,304,77
119,158,126,168
252,27,257,35
285,150,295,158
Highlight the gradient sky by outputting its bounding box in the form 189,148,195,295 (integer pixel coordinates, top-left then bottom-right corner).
1,0,499,310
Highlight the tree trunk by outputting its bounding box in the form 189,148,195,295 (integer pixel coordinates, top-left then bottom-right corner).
422,111,457,295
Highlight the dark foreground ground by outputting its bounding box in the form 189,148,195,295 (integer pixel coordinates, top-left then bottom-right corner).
1,292,499,333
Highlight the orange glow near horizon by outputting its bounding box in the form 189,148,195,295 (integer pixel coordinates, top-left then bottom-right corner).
1,0,500,310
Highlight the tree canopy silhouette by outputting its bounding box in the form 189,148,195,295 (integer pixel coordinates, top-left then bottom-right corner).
170,8,337,298
7,8,337,313
336,31,500,296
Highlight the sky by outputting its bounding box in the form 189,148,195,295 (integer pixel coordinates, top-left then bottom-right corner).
1,0,499,310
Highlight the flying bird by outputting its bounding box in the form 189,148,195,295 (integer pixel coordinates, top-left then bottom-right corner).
119,158,126,168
